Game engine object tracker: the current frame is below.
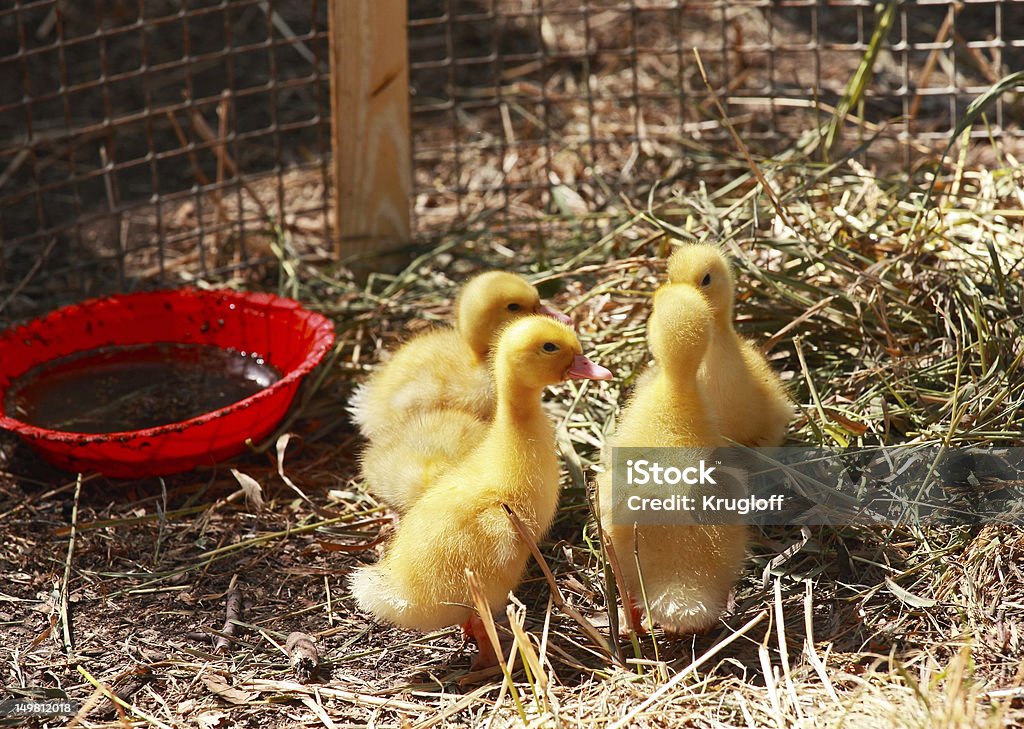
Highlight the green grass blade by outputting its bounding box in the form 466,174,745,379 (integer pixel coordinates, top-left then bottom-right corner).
824,0,899,155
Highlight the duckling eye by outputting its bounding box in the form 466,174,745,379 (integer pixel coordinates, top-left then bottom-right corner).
507,303,522,312
542,342,559,353
701,273,712,287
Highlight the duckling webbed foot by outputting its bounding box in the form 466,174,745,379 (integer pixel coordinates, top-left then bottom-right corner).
615,600,649,637
462,613,511,671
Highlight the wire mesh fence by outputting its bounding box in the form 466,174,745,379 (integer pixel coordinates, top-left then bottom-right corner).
408,0,1024,235
0,0,333,319
2,0,1022,319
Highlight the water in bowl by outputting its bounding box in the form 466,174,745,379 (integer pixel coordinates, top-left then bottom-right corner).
4,343,283,433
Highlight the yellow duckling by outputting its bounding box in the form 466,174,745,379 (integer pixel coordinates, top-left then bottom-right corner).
668,243,791,446
598,284,747,634
348,272,570,441
350,316,612,666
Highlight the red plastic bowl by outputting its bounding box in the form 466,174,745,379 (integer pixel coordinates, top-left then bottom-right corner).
0,289,335,478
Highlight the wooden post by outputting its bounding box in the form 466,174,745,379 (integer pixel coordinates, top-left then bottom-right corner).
329,0,411,262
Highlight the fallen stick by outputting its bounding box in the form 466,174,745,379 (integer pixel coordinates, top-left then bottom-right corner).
286,632,320,683
242,679,429,713
87,666,154,719
214,577,244,654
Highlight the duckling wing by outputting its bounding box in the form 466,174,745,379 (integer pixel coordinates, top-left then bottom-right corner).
349,330,495,439
361,410,487,512
737,340,792,446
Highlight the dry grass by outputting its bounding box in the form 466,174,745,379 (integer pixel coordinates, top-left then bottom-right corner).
2,120,1024,728
4,7,1024,716
2,2,1024,725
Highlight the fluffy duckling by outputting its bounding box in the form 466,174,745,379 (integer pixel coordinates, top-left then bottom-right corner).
350,316,612,665
598,284,748,634
668,243,791,447
348,271,571,441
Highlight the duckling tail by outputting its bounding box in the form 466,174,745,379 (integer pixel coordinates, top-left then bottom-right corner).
646,585,725,635
346,383,370,429
349,564,410,623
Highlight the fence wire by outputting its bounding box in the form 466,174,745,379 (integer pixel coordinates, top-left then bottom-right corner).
0,0,333,319
2,1,1022,319
409,0,1024,234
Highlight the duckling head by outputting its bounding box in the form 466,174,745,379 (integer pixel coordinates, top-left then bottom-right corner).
666,243,735,325
493,316,612,392
648,284,714,371
456,272,571,358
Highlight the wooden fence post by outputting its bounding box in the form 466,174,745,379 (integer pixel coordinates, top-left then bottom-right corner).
328,0,411,262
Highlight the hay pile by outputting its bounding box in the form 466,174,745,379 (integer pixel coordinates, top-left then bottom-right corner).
2,82,1023,729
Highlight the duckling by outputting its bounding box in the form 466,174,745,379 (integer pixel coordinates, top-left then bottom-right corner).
598,284,748,634
348,272,570,441
350,316,612,666
667,243,791,447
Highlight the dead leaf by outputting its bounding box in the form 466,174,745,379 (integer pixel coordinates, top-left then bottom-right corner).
884,576,937,608
825,408,870,436
202,675,257,706
275,433,311,503
195,710,231,729
230,469,265,511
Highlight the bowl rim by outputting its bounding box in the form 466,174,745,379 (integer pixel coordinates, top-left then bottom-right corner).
0,287,336,443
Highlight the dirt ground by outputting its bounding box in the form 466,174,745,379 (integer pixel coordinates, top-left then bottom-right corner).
2,2,1024,727
3,180,1024,725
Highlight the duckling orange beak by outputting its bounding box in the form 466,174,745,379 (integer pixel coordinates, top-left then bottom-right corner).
536,303,573,326
566,354,613,381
